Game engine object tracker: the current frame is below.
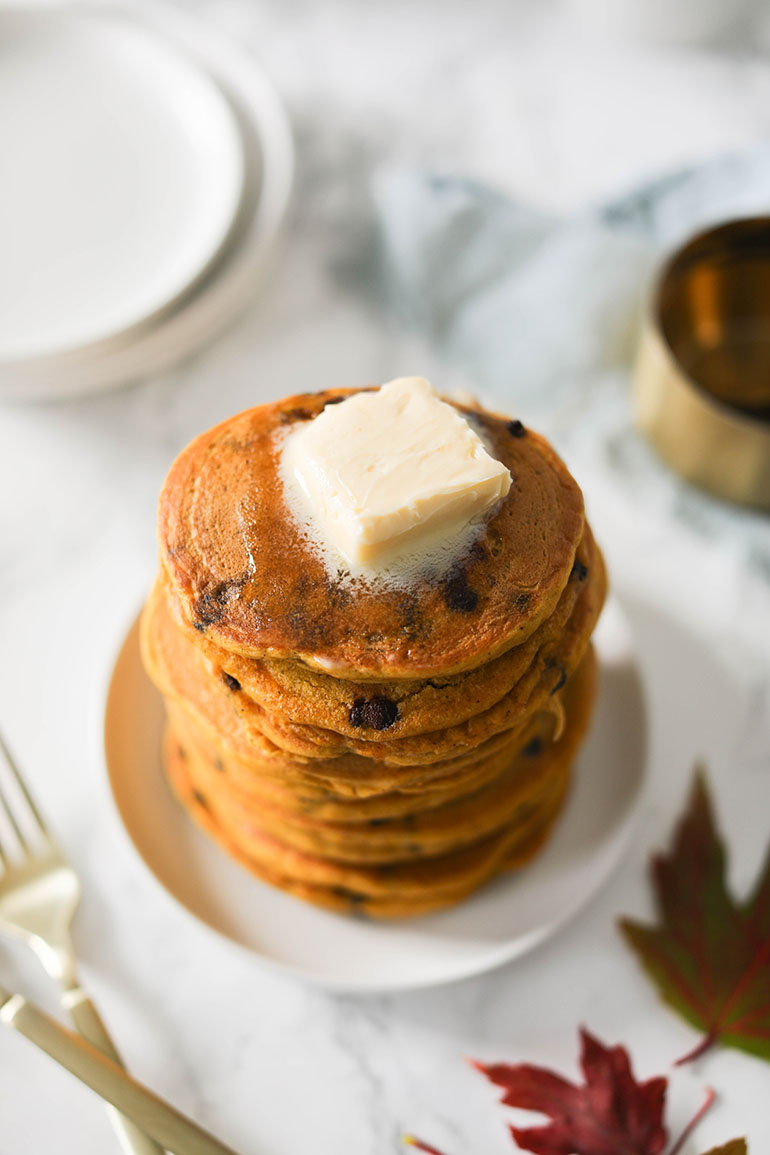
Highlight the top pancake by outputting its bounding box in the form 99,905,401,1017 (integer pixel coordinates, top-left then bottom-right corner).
158,389,585,679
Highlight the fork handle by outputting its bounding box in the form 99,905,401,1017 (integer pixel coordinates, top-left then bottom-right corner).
63,986,167,1155
1,988,243,1155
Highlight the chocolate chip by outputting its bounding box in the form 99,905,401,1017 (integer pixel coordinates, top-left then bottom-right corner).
443,572,479,613
192,790,210,811
348,700,366,728
193,577,245,628
507,419,526,437
523,737,543,757
349,696,400,730
222,672,241,692
331,886,366,905
326,575,351,610
550,668,568,695
193,602,221,629
279,406,315,424
571,559,589,582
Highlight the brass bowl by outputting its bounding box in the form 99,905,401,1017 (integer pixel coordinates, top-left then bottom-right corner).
634,217,770,509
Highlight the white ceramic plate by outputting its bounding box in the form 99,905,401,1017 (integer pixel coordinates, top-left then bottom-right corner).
104,599,647,992
0,2,293,402
0,7,244,363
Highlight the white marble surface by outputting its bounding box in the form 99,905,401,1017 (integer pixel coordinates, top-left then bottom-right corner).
1,1,770,1152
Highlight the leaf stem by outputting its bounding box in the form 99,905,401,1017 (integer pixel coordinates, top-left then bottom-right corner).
674,1029,718,1066
667,1087,716,1155
403,1135,450,1155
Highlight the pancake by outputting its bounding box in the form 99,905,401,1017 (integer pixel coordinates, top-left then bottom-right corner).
143,598,564,797
165,732,573,918
166,648,596,864
165,697,560,821
144,541,605,766
158,389,586,679
161,526,598,740
144,384,607,917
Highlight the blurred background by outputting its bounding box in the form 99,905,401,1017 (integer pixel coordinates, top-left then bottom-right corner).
221,0,770,207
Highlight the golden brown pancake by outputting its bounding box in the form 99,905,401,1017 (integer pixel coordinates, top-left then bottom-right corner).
161,526,599,740
165,733,574,918
143,387,607,917
166,649,596,865
158,389,586,679
165,697,564,821
143,598,563,797
144,542,605,766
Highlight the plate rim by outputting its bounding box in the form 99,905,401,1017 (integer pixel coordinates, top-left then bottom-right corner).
103,594,648,993
0,4,246,365
0,0,294,401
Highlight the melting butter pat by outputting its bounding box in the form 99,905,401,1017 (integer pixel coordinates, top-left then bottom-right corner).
283,376,511,566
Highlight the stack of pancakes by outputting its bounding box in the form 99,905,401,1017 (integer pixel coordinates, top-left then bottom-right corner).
142,389,606,918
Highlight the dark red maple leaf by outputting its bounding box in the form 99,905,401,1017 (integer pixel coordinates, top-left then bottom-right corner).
402,1128,741,1155
474,1027,667,1155
620,771,770,1064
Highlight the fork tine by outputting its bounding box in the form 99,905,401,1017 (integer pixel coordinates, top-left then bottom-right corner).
0,730,49,848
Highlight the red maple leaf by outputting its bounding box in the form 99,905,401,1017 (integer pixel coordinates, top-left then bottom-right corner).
620,771,770,1064
403,1130,741,1155
474,1027,667,1155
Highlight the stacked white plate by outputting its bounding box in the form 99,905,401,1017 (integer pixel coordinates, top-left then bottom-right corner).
0,2,293,401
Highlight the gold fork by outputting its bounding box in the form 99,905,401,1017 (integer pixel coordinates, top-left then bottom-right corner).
0,731,163,1155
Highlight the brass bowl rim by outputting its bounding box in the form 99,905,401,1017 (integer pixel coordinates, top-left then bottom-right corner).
650,216,770,431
